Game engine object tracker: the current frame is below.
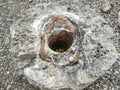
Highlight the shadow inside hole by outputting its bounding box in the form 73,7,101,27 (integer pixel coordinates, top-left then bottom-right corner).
48,31,74,53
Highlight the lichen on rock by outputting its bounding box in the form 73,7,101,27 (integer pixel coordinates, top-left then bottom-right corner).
10,2,118,90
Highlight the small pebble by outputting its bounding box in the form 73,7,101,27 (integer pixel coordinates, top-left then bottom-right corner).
7,85,11,90
101,2,112,13
28,0,33,3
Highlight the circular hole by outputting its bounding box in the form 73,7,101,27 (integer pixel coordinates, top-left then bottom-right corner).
48,31,74,53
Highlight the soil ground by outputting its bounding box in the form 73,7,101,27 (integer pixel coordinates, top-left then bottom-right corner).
0,0,120,90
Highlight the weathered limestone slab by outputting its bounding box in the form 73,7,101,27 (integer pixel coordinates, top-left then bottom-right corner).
10,2,118,90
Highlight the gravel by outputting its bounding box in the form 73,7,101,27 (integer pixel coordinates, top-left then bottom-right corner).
0,0,120,90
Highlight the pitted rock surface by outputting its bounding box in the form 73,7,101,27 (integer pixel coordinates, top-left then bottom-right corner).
10,2,118,90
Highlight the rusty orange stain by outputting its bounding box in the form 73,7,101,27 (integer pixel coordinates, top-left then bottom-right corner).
39,35,51,62
45,14,75,31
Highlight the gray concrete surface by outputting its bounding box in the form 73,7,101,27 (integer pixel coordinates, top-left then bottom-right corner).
0,0,120,90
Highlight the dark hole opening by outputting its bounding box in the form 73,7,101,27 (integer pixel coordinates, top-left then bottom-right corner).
48,31,74,53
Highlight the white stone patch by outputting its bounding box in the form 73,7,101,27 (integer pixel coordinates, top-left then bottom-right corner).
10,2,118,90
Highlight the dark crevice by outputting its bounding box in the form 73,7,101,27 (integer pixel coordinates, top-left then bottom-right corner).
48,31,74,53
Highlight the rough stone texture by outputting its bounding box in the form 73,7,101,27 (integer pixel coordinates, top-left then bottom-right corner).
118,12,120,26
0,0,120,90
10,2,118,90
